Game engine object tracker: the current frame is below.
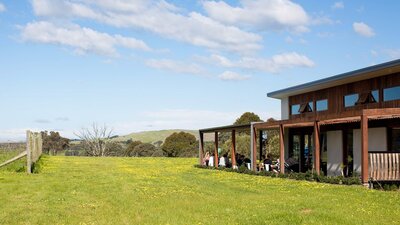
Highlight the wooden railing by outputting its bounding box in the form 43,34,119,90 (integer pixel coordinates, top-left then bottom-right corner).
369,152,400,181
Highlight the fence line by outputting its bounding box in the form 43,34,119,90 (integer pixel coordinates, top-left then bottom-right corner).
26,131,43,173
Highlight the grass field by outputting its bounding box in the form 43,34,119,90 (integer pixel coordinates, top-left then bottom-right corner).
0,156,399,225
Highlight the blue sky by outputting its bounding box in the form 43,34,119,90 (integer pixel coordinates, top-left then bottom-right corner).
0,0,399,141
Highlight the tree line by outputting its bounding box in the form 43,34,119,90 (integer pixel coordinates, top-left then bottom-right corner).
41,127,198,158
41,112,280,158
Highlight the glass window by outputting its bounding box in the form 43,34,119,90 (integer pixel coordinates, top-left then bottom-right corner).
299,102,312,113
291,104,300,115
316,99,328,111
309,101,314,111
384,86,400,101
391,128,400,152
371,90,379,102
344,93,359,107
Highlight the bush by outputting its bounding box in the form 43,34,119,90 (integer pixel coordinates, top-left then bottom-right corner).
151,148,165,157
32,155,46,174
65,150,80,156
238,165,248,173
194,165,364,186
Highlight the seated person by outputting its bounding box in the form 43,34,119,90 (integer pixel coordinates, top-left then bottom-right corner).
263,154,273,171
236,154,244,167
219,154,226,167
224,154,231,168
209,155,214,167
243,157,251,169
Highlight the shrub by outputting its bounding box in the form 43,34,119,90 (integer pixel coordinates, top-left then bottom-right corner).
32,155,46,174
194,164,365,186
238,165,248,173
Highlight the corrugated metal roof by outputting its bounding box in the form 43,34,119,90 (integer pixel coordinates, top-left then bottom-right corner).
267,59,400,99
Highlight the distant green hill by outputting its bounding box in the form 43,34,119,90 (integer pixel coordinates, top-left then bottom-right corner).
113,129,199,144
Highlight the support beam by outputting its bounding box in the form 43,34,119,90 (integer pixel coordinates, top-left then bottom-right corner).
314,121,321,175
259,130,263,161
231,130,237,168
252,126,258,171
361,115,369,184
279,124,285,174
199,132,204,165
214,132,219,168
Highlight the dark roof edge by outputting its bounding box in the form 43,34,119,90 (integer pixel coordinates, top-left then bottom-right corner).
199,123,251,133
267,59,400,99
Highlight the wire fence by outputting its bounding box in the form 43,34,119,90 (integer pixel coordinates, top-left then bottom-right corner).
0,142,26,172
0,131,43,173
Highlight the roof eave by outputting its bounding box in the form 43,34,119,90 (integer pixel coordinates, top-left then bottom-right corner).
267,59,400,99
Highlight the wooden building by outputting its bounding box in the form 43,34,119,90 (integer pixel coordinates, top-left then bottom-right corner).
199,59,400,185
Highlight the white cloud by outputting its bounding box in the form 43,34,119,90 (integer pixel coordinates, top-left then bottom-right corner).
202,0,309,33
146,59,204,75
0,128,39,142
310,15,337,26
284,36,308,44
218,71,251,81
332,2,344,10
0,3,5,12
20,21,151,56
55,117,70,122
34,119,52,124
353,22,375,37
317,32,333,38
285,36,294,43
30,0,262,54
382,49,400,59
209,52,315,73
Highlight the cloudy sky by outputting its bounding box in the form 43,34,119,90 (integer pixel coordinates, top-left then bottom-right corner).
0,0,399,141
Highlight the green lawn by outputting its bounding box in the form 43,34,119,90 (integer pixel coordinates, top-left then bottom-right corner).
0,148,26,172
0,156,399,225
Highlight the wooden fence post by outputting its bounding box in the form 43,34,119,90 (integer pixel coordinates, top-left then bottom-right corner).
26,131,32,174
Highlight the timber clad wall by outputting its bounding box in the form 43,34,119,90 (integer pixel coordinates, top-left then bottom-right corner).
288,73,400,119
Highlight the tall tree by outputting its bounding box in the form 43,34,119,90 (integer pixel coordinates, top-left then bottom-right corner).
41,131,70,155
132,143,157,157
75,123,114,157
222,134,251,158
234,112,263,125
125,141,143,157
264,118,280,159
162,132,197,157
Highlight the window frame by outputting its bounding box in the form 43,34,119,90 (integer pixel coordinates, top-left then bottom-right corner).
316,99,328,112
344,93,359,108
383,86,400,102
291,104,300,115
